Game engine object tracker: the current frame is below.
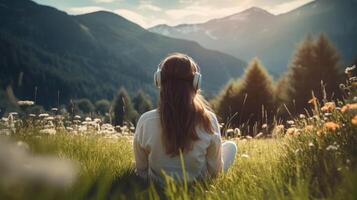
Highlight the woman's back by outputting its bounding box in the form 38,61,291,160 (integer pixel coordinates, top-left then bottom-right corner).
134,109,223,184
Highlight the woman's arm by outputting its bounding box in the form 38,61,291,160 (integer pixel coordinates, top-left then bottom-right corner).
133,117,149,178
206,113,223,177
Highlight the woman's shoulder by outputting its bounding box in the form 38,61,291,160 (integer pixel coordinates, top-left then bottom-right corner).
137,109,160,126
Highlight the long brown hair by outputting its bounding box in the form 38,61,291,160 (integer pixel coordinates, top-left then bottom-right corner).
158,53,214,157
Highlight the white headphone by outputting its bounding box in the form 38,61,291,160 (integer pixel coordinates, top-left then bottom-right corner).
154,56,202,90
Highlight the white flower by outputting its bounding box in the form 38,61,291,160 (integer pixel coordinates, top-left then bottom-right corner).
287,120,295,125
326,145,338,151
39,113,49,118
45,116,54,121
17,100,35,106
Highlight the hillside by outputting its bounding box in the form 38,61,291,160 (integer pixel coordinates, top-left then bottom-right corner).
0,0,246,109
149,0,357,75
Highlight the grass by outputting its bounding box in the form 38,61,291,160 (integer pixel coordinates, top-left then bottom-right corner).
1,102,357,199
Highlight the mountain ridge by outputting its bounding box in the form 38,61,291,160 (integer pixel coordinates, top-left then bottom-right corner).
149,0,357,75
0,0,246,109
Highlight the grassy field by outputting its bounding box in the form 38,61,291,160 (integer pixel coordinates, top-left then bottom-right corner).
0,101,357,200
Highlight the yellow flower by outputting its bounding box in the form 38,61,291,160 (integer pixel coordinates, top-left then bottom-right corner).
321,102,336,112
352,115,357,126
324,122,340,131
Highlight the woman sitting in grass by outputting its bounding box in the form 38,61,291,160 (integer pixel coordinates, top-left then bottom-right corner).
134,53,237,184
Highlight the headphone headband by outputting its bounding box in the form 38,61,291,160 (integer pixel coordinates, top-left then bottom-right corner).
154,56,201,90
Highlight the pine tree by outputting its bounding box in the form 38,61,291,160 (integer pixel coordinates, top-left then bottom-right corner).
285,34,342,114
214,58,276,135
112,87,138,126
95,99,110,116
132,90,153,114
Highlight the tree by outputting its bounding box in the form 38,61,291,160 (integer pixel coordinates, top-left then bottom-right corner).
73,98,94,114
213,58,276,135
284,34,342,114
112,87,138,126
132,90,153,114
95,99,110,116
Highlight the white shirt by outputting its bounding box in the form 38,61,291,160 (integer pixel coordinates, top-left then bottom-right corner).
133,109,223,184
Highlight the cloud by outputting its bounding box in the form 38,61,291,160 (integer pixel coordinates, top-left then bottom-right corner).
165,5,248,24
68,6,109,14
93,0,120,3
138,3,162,12
263,0,314,14
114,9,148,27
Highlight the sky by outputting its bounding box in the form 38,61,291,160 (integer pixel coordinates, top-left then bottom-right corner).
33,0,314,28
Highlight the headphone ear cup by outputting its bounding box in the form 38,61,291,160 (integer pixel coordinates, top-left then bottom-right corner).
193,72,202,90
154,70,161,88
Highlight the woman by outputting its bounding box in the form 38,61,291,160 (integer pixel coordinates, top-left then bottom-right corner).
133,53,237,184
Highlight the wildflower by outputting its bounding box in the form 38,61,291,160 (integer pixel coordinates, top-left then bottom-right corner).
326,145,338,151
324,112,332,117
324,122,340,131
17,100,35,106
351,115,357,126
241,154,250,159
286,127,299,136
234,128,241,137
321,102,336,112
45,116,54,121
287,120,295,125
304,125,314,132
341,103,357,113
39,113,49,118
345,65,356,75
299,114,306,119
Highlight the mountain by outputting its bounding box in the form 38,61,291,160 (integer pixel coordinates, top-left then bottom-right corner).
0,0,246,109
149,0,357,76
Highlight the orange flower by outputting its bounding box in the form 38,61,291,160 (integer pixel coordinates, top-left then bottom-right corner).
352,115,357,126
304,125,314,132
341,103,357,113
324,122,340,131
321,102,336,112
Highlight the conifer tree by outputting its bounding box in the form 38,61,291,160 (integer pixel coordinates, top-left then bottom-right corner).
95,99,110,116
285,34,342,114
132,90,153,114
112,87,138,125
214,59,276,135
